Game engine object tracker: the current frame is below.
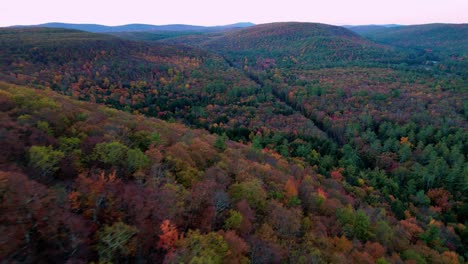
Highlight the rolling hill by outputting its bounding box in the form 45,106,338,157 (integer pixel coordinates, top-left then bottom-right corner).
362,23,468,55
12,22,255,33
0,27,327,144
0,22,467,263
1,81,466,262
163,22,408,69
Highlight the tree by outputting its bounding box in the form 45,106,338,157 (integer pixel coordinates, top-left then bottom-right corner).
158,219,179,252
93,141,128,166
337,207,371,241
29,145,64,177
284,178,298,198
214,133,228,151
171,230,229,264
96,221,138,262
126,148,150,172
224,210,243,230
267,200,302,239
353,210,371,241
222,231,250,264
229,179,267,211
427,188,452,212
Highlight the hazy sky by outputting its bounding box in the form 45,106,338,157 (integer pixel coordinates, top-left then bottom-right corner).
2,0,467,27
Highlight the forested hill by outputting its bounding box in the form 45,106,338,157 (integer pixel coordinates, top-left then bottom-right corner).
0,27,327,144
0,82,465,263
361,23,468,55
0,23,467,263
163,22,404,68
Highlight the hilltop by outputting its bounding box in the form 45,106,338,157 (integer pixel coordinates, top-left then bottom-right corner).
163,22,404,68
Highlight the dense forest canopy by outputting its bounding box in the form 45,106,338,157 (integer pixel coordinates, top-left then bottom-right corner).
0,22,467,263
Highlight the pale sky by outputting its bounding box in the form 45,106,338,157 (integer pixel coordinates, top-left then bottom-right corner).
1,0,467,27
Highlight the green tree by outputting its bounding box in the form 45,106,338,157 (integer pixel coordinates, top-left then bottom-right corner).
401,249,427,264
96,222,138,262
93,141,128,166
337,207,372,241
37,120,53,136
229,179,267,210
173,230,229,264
214,133,228,151
58,137,81,153
126,148,150,172
224,210,243,230
252,135,263,150
29,145,64,177
353,210,371,241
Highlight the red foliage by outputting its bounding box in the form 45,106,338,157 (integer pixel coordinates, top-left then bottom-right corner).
330,168,344,181
223,230,250,264
427,188,452,212
364,241,385,260
284,178,298,198
236,200,255,236
158,220,179,252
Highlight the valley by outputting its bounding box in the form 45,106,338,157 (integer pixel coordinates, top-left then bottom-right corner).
0,22,467,263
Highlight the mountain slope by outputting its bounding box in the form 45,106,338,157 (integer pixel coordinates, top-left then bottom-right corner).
363,23,468,55
163,22,402,68
0,27,327,144
0,25,467,262
1,82,465,263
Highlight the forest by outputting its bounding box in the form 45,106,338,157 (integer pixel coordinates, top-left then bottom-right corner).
0,22,467,263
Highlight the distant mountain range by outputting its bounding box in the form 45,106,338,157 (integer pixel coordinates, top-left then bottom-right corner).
10,22,255,33
344,24,401,34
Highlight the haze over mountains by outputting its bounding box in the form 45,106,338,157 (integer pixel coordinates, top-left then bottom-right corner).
0,21,467,263
12,22,256,32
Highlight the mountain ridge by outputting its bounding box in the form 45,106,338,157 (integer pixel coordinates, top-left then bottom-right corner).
10,22,255,33
361,23,468,55
162,22,402,68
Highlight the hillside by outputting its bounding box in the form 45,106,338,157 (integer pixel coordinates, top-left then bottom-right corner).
1,82,465,263
163,22,405,68
0,23,467,263
0,27,327,144
363,23,468,55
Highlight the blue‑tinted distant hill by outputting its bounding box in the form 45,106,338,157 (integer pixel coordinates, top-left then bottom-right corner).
11,22,255,32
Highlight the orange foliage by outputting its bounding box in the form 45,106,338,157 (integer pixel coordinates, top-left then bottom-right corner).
427,188,452,212
158,219,179,251
441,251,460,264
284,178,298,198
332,236,352,253
399,217,423,243
399,136,412,146
317,188,327,200
364,241,385,259
351,251,374,264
